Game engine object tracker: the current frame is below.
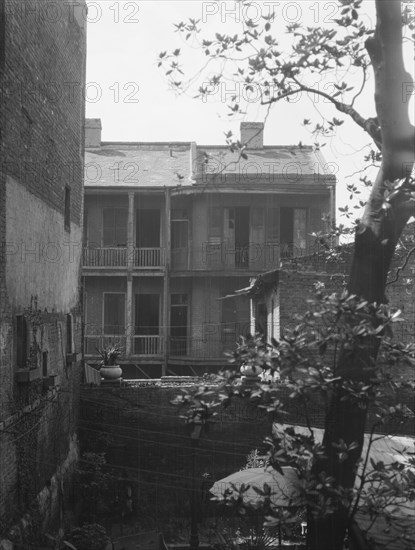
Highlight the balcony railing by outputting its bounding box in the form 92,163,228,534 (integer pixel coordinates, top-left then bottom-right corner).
190,243,280,271
134,248,165,268
133,335,163,355
83,247,127,267
83,247,165,269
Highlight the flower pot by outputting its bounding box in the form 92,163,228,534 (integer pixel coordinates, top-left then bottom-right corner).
100,365,122,380
240,364,263,379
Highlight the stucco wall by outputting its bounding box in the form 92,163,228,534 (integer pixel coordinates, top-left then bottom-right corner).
5,177,82,312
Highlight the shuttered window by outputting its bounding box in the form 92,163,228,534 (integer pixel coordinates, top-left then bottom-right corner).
103,208,127,247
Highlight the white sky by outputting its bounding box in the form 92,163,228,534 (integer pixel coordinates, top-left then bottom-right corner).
85,0,415,213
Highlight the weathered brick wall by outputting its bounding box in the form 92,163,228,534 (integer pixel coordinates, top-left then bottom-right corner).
1,0,85,223
280,223,415,339
0,0,86,537
79,382,274,520
78,377,413,523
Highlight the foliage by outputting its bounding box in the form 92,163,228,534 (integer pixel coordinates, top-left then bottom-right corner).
160,2,415,547
66,523,110,550
242,449,269,470
174,292,415,540
96,344,122,366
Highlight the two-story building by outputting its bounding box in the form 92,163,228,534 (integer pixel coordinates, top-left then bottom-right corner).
83,120,335,377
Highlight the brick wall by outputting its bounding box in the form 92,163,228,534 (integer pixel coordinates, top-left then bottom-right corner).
279,222,415,340
0,0,86,537
78,376,413,523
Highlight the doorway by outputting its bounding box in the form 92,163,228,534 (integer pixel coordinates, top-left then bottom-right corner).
170,294,188,355
136,209,160,247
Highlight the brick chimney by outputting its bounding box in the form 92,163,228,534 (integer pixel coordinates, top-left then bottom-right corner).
240,122,264,149
85,118,102,148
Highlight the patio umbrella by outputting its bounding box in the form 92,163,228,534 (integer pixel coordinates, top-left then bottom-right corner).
210,467,304,548
210,466,303,507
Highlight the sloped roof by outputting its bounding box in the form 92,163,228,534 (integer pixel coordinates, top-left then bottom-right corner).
84,143,192,188
84,142,335,189
197,145,335,185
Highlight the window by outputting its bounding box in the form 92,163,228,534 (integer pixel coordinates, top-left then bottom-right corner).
16,315,28,369
83,209,88,246
255,302,268,341
64,186,71,232
103,293,126,335
103,208,127,247
42,351,48,377
66,313,73,354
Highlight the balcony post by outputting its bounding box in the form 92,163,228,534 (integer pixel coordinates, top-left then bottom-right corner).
162,188,171,375
126,192,135,357
127,192,135,269
126,274,133,357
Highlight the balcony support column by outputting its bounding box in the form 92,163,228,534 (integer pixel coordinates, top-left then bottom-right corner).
126,192,135,358
127,192,135,269
126,274,133,357
162,188,171,375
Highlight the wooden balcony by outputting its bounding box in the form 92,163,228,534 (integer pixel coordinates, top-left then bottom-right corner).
83,247,165,270
133,335,163,355
133,248,165,268
188,243,280,272
83,247,127,267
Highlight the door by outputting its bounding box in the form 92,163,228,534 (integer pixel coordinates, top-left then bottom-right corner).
223,207,235,268
134,294,160,354
170,294,188,355
224,207,250,268
171,219,189,269
280,208,307,257
235,207,250,268
136,209,161,247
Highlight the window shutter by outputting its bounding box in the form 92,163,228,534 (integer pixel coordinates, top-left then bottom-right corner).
103,209,127,246
266,207,279,242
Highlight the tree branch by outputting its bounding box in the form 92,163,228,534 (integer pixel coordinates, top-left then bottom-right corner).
262,79,382,150
386,245,415,286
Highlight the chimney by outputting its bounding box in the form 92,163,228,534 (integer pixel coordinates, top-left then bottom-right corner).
240,122,264,149
85,118,102,148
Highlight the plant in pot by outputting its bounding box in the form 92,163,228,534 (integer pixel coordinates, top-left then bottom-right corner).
97,343,123,380
66,523,111,550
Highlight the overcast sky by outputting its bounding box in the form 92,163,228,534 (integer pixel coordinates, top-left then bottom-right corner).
85,1,414,213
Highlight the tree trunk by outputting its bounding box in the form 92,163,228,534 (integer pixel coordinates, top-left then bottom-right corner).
307,2,415,548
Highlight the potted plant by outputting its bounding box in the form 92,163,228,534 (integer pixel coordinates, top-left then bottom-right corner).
97,343,123,380
66,523,111,550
